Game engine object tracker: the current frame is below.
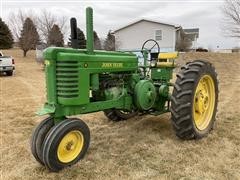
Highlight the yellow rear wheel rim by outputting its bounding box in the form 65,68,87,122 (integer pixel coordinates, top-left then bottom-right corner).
193,75,215,130
57,130,84,163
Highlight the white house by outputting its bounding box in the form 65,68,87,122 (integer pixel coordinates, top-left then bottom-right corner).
114,19,199,52
114,19,180,52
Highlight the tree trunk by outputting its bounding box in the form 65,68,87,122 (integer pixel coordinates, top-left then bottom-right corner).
23,50,27,57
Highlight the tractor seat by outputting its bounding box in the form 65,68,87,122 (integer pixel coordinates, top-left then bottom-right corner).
156,52,178,68
158,52,178,60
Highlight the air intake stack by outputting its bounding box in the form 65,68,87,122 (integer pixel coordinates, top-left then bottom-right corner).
86,7,94,54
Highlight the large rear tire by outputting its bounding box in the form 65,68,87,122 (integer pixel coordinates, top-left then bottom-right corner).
104,109,137,121
170,60,218,139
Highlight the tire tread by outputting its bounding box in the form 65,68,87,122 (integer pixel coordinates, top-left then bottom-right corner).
170,60,218,140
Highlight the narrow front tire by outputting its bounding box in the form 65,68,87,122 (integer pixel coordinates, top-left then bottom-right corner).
42,118,90,172
30,117,54,165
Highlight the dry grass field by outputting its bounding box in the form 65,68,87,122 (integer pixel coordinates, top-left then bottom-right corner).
1,49,240,180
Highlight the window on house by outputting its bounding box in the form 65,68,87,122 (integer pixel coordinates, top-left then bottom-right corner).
155,30,162,41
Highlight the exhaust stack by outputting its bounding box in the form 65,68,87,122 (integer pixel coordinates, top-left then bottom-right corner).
70,18,78,49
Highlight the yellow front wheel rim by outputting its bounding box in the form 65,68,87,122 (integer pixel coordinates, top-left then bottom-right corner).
57,130,84,163
193,75,215,130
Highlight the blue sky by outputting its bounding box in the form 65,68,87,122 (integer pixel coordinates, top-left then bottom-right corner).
1,0,239,49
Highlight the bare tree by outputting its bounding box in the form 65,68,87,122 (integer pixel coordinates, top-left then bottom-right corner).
37,9,68,43
222,0,240,38
8,9,36,41
8,9,68,43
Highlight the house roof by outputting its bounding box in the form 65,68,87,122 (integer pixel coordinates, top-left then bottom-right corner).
114,19,180,33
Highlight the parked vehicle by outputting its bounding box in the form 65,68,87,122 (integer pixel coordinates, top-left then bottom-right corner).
0,51,15,76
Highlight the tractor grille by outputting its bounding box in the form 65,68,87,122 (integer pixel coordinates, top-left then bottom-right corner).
56,60,79,98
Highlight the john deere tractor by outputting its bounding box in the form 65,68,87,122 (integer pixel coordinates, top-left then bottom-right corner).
31,7,219,171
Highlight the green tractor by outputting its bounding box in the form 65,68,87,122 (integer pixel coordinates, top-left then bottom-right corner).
31,7,219,171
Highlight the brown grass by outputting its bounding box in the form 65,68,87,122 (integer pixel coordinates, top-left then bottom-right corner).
1,49,240,179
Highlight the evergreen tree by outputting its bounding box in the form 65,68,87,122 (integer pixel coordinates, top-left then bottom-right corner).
19,17,39,57
48,24,64,47
0,18,14,49
93,31,101,50
68,28,86,49
104,31,115,51
77,28,86,49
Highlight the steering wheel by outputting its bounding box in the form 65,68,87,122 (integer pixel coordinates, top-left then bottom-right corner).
141,39,160,54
